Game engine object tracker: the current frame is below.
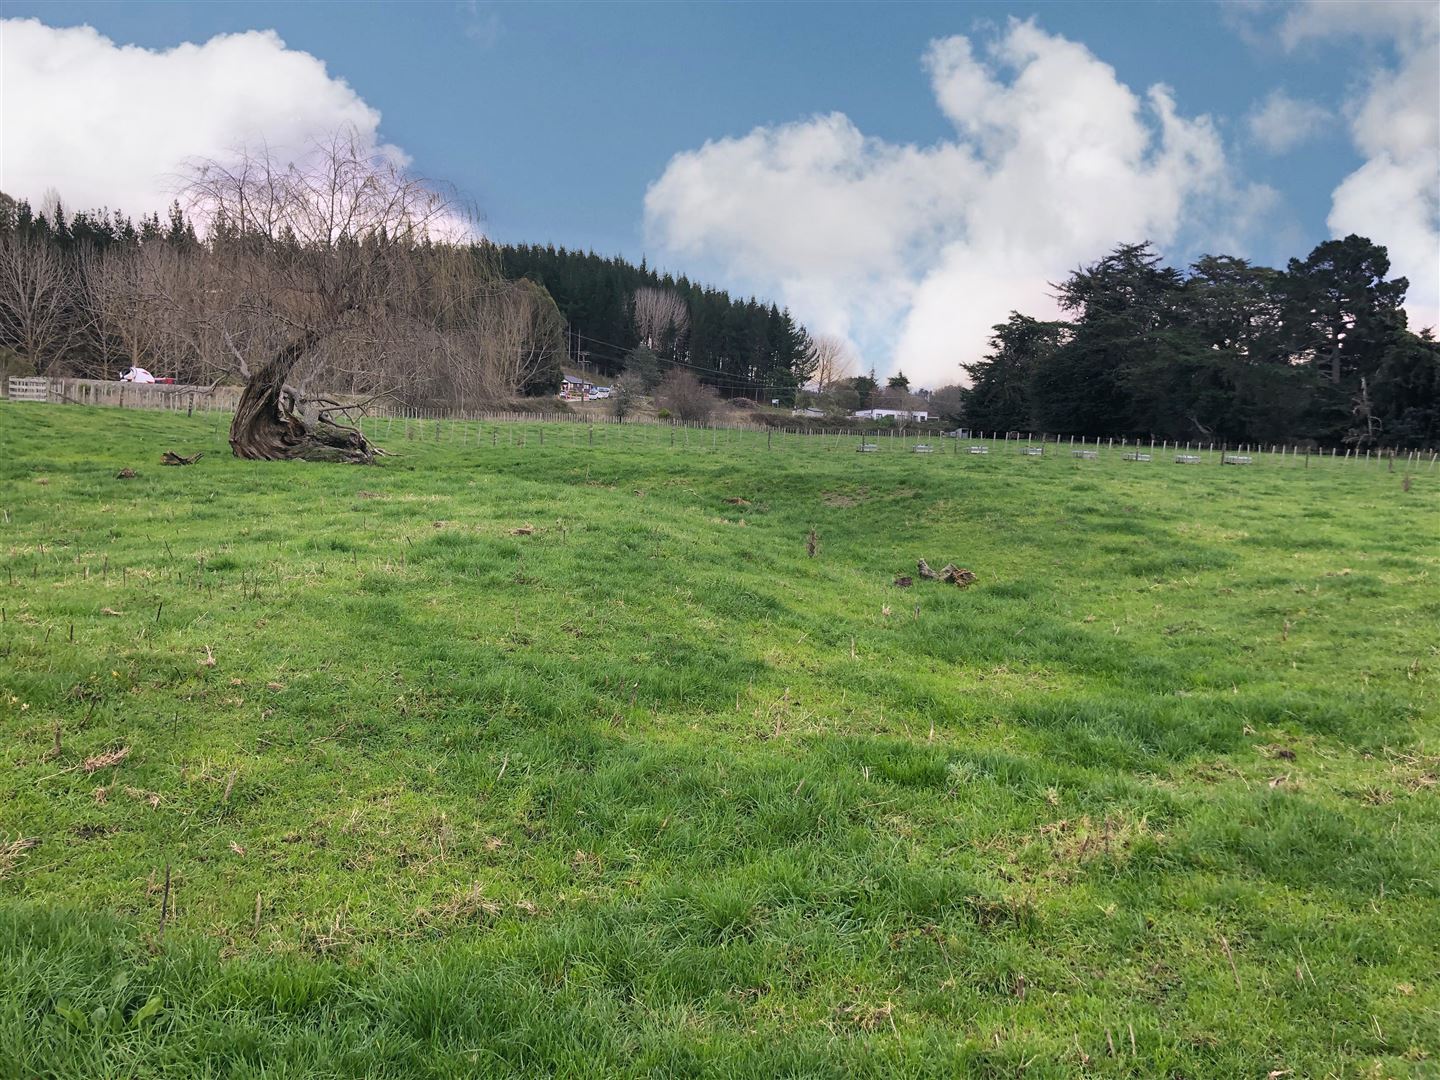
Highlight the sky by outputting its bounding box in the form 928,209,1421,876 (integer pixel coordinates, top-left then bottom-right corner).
2,0,1437,387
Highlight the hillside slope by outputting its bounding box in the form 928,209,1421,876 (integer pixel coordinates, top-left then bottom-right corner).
2,405,1437,1077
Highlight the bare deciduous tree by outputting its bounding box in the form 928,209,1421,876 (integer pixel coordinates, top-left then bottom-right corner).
81,243,200,381
655,368,718,423
426,260,567,408
808,334,856,392
0,235,78,374
928,383,967,425
632,286,688,351
182,131,465,462
79,246,141,380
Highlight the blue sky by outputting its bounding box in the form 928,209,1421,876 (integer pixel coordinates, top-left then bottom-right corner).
3,1,1436,382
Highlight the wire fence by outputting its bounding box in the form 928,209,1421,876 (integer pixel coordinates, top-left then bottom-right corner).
7,377,1436,470
335,412,1439,474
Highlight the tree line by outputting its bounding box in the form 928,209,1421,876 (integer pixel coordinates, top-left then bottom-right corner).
4,154,1433,451
0,195,817,413
0,187,565,408
496,243,815,404
0,203,817,408
943,239,1439,449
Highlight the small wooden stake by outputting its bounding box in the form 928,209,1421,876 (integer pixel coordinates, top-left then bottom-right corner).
158,864,172,935
1220,934,1241,990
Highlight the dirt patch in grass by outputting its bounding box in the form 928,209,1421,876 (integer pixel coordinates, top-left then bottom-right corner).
821,488,868,508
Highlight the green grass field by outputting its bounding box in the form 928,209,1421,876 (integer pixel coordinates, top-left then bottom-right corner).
1,402,1437,1078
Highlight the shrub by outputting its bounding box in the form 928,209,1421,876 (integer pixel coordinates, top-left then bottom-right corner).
655,369,718,423
609,374,645,422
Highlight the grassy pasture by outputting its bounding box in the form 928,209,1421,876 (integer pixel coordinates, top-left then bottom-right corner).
1,402,1437,1078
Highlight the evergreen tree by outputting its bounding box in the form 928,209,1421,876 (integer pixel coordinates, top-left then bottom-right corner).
961,313,1066,431
847,373,878,408
1031,243,1183,436
624,343,662,391
1281,235,1410,444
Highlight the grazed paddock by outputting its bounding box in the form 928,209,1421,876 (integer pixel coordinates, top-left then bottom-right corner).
1,403,1437,1078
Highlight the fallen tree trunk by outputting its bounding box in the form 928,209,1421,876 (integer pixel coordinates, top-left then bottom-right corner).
228,331,377,464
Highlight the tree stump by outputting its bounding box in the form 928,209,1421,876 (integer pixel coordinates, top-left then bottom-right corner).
223,331,376,464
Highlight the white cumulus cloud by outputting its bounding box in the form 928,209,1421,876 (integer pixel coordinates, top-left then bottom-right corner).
0,18,406,219
1246,90,1331,153
645,19,1258,386
1281,1,1439,331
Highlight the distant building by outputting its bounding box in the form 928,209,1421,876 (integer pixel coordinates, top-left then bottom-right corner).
559,375,595,401
852,408,929,422
792,407,825,418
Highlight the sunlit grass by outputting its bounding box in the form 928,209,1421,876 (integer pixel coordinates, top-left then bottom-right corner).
1,402,1437,1077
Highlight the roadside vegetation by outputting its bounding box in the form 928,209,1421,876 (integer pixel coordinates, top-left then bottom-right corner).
2,403,1437,1077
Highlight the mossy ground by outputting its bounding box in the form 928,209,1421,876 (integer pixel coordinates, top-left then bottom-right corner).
1,403,1436,1077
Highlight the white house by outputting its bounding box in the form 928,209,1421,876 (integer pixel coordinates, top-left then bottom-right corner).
852,408,929,422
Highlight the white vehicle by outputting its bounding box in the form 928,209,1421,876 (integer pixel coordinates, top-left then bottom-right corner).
120,366,156,383
590,386,612,399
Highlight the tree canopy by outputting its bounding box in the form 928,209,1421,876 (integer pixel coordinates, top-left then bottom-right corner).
960,238,1437,448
